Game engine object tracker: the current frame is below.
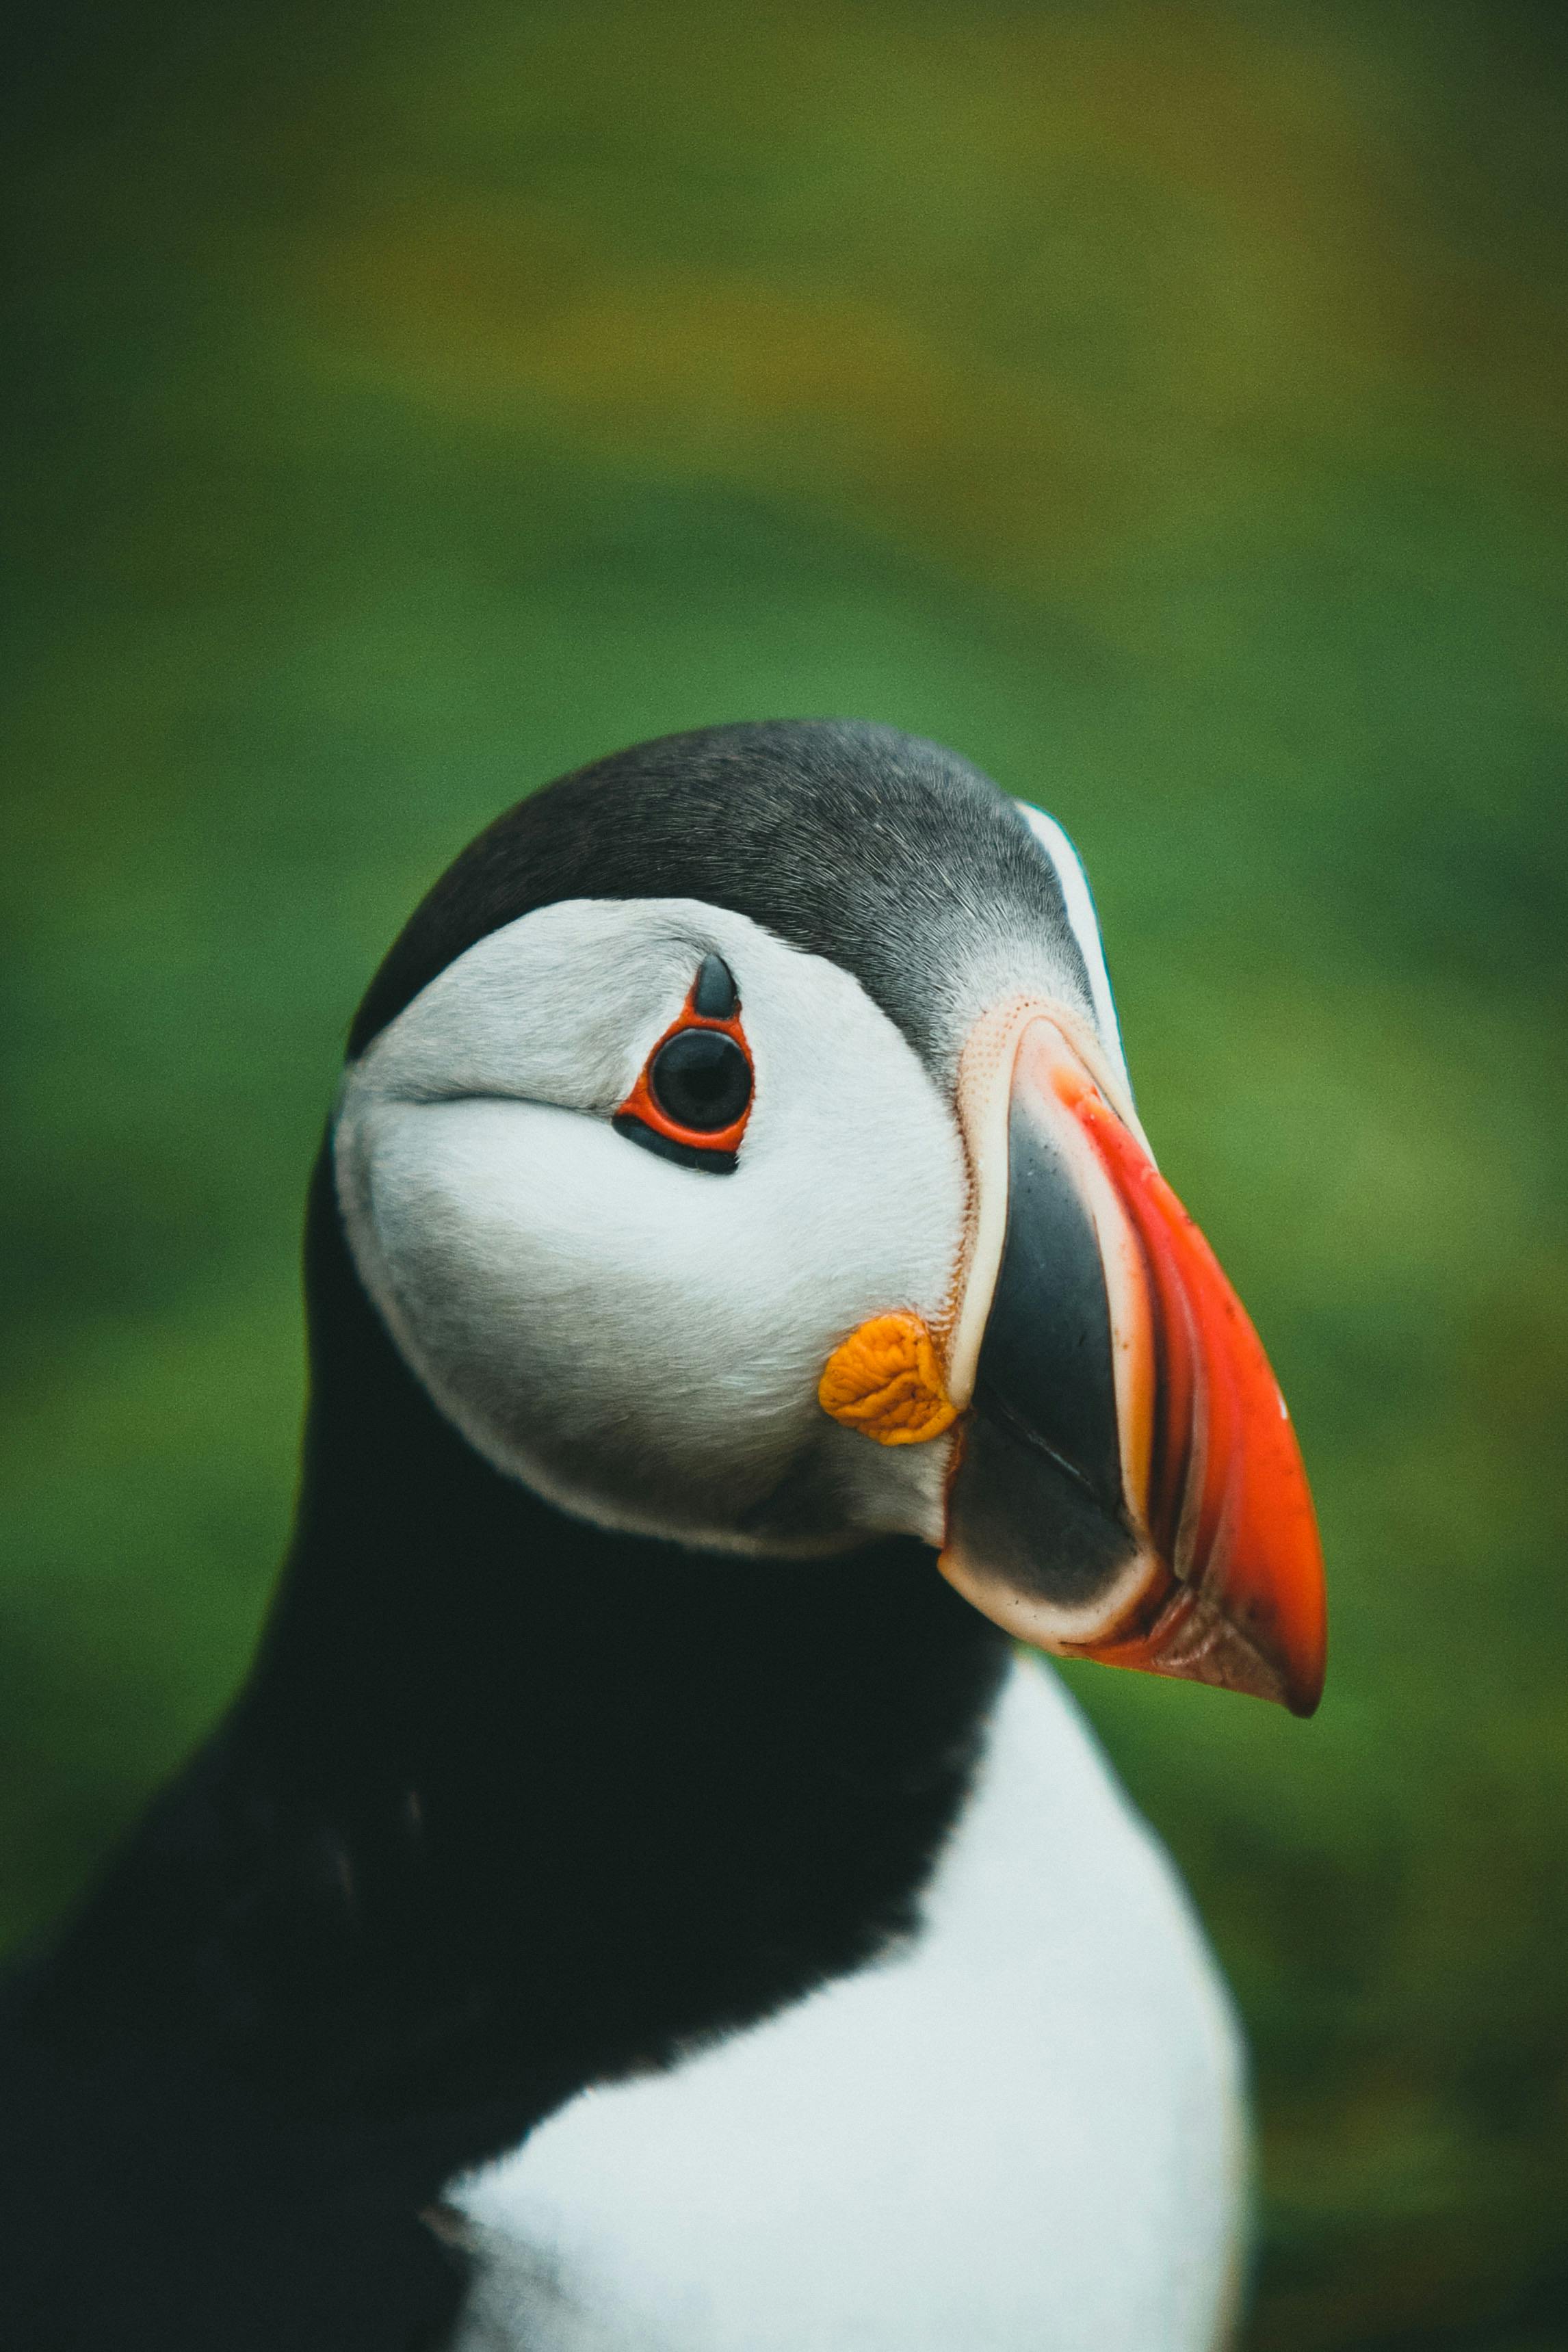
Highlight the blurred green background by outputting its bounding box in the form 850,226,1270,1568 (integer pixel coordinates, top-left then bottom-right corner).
3,1,1565,2342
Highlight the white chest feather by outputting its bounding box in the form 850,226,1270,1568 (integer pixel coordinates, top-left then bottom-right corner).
449,1659,1245,2352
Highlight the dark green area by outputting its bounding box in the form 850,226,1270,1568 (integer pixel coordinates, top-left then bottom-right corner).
3,3,1565,2342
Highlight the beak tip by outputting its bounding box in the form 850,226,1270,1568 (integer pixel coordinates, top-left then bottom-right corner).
1255,1619,1327,1719
1088,1576,1327,1716
1285,1629,1328,1721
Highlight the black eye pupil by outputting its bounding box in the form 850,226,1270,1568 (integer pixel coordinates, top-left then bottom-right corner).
649,1028,752,1132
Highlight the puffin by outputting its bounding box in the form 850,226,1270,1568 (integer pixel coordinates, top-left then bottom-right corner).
0,720,1325,2352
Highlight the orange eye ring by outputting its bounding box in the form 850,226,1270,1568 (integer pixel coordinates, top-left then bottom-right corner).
612,959,754,1174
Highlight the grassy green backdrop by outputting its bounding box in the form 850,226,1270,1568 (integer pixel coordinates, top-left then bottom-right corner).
3,2,1565,2344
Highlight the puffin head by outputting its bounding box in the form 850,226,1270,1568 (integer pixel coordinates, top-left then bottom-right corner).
333,720,1325,1716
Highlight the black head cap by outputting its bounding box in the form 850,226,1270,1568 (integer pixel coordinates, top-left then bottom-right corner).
348,721,1093,1071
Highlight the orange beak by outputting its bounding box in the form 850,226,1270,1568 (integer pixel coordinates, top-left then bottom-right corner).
939,1011,1326,1716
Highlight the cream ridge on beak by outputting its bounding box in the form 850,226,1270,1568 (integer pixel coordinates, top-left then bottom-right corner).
820,1001,1327,1716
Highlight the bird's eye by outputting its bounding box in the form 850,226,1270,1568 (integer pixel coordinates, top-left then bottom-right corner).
612,955,754,1175
649,1029,752,1132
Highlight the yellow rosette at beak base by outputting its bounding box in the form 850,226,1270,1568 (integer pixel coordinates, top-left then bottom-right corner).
818,1314,958,1446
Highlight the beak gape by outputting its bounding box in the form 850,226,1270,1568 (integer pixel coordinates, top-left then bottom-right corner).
941,1009,1326,1716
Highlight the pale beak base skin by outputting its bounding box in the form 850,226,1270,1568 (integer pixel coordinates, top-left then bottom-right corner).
829,1005,1328,1719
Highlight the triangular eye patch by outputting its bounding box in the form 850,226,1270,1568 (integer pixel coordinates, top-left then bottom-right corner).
691,952,738,1021
613,957,753,1176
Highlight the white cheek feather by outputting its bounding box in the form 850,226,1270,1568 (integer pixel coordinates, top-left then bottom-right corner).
335,901,967,1554
449,1657,1246,2352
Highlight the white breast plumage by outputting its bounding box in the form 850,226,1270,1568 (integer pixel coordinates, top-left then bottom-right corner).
450,1657,1244,2352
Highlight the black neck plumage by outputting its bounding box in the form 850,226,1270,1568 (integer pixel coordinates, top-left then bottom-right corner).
1,1144,1005,2347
